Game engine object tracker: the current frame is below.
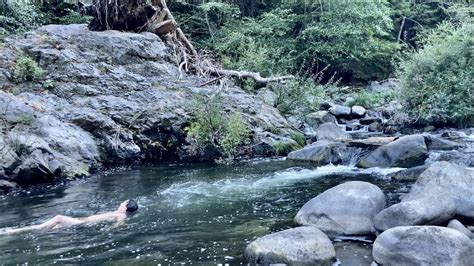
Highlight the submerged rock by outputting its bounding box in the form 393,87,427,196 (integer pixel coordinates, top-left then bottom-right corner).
373,226,474,266
287,141,346,165
357,135,428,168
294,181,386,236
403,161,474,219
373,191,456,232
244,226,336,265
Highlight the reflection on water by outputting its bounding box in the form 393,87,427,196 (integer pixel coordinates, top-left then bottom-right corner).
0,160,407,264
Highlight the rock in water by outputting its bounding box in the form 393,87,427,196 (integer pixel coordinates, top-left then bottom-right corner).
316,122,351,141
287,141,346,165
373,226,474,266
403,161,474,219
357,134,428,168
244,226,336,265
294,181,386,235
373,192,456,232
387,165,428,182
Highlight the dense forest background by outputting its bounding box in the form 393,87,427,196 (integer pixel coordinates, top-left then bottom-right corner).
1,0,473,126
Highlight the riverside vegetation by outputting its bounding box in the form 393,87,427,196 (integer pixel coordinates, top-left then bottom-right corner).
0,0,473,265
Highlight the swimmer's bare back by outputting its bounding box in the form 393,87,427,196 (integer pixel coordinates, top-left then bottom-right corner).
0,199,138,235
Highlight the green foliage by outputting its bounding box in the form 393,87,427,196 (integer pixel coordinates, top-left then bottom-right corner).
186,95,250,159
290,132,305,147
220,113,250,158
11,54,44,83
397,21,473,126
0,0,90,33
269,74,332,115
57,11,92,25
0,0,42,33
352,90,396,108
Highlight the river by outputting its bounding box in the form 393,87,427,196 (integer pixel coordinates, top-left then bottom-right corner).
0,159,407,264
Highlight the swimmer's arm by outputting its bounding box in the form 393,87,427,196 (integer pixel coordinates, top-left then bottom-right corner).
0,225,42,235
110,219,126,229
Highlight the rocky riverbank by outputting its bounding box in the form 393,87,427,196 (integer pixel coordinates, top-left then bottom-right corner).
0,24,301,191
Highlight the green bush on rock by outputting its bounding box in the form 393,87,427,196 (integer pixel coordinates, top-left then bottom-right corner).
186,95,250,160
11,54,44,83
397,21,473,126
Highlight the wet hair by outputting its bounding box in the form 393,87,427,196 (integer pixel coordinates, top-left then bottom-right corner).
126,199,138,213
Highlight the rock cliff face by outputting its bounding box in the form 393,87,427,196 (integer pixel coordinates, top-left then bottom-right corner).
0,24,294,187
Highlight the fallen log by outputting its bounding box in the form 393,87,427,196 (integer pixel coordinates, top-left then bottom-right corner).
79,0,294,84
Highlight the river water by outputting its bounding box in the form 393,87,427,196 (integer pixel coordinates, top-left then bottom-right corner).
0,160,407,265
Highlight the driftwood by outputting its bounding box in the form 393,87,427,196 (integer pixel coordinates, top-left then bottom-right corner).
80,0,293,84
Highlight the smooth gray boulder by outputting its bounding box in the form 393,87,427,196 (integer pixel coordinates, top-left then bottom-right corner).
373,226,474,266
316,122,351,141
447,219,473,239
287,141,346,165
357,135,428,168
351,105,366,117
329,104,351,117
294,181,386,235
244,226,336,265
373,192,456,231
403,161,474,219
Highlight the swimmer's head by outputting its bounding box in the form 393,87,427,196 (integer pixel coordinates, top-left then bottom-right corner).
118,199,138,213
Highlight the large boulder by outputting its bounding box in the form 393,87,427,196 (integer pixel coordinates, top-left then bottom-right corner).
0,24,296,188
357,135,428,168
403,161,474,219
244,226,336,265
373,192,456,232
316,122,351,141
329,104,351,117
287,141,346,165
373,226,474,266
294,181,386,235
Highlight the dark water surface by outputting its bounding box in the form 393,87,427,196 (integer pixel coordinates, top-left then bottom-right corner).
0,160,407,264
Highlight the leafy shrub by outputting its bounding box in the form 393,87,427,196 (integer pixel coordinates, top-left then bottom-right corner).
397,21,473,126
11,54,44,83
291,132,305,147
269,73,334,116
0,0,42,33
186,95,250,160
220,113,249,158
352,90,396,108
58,11,92,25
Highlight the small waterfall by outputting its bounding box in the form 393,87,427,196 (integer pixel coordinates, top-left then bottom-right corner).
339,146,366,166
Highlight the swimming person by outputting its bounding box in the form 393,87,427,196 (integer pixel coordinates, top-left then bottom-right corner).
1,199,138,234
